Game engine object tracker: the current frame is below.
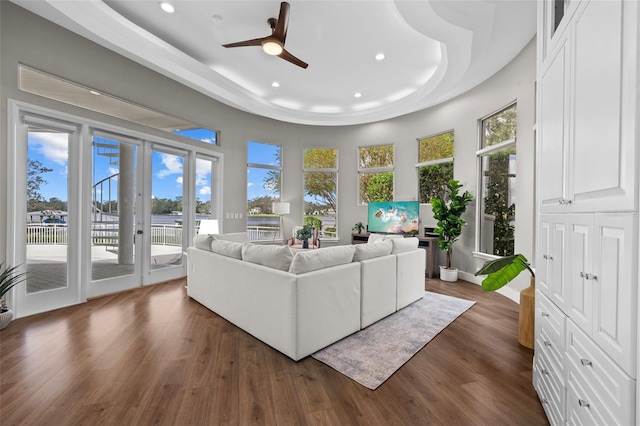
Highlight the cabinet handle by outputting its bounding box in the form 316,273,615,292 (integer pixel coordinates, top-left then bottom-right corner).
558,199,573,205
543,340,552,347
541,398,548,404
541,368,549,375
580,358,592,367
580,272,598,280
541,312,549,317
578,399,590,408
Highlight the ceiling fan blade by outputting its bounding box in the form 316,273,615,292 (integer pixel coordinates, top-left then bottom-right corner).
272,2,290,43
222,37,267,48
279,48,308,69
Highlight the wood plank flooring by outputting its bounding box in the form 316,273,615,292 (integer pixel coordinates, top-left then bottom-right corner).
0,277,549,425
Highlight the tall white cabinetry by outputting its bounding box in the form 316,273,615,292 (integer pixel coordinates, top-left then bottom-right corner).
534,1,639,425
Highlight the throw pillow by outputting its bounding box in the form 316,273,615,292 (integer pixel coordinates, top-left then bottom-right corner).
211,239,243,259
193,234,213,251
367,233,403,244
352,239,393,261
289,245,356,274
242,243,293,271
391,237,419,253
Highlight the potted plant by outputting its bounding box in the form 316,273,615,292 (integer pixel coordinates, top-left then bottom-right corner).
430,179,473,282
0,263,27,330
352,222,365,234
475,254,535,349
295,223,314,249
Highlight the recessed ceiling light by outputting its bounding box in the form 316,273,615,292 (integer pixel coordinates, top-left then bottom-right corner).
212,15,223,23
375,53,385,61
89,90,101,95
159,2,175,13
354,92,362,98
272,82,280,88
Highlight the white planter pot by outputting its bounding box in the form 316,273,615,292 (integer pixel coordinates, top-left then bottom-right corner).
440,266,459,282
0,309,14,330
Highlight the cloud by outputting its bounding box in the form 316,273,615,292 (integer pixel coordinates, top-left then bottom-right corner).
199,186,211,195
30,132,68,165
176,176,183,185
247,182,254,188
195,159,211,186
156,153,183,178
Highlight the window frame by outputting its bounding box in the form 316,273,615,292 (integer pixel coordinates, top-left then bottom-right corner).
415,130,455,204
246,141,283,241
357,143,395,205
474,103,517,260
302,147,339,241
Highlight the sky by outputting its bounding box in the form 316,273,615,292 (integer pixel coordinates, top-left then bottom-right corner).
247,141,280,201
27,129,217,204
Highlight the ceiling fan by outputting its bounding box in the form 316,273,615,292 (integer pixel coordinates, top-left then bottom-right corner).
222,2,309,69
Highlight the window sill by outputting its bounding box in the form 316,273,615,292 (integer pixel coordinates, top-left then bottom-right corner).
472,251,502,262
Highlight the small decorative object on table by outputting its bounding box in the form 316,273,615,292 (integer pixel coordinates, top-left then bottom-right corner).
0,262,27,330
295,224,313,249
352,222,365,234
475,254,535,349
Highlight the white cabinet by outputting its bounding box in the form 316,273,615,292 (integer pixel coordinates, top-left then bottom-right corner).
538,0,638,214
535,1,639,423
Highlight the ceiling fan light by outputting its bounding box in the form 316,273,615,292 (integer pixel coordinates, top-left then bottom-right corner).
262,40,283,56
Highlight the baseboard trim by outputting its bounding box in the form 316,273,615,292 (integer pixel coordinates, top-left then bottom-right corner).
458,270,520,304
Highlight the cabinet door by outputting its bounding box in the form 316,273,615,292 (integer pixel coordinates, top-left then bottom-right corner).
592,213,637,376
570,0,637,212
537,215,552,297
566,215,593,334
538,36,569,213
550,216,568,313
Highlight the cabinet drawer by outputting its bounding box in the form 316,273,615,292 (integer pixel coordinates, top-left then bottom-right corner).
566,371,612,426
534,352,565,421
536,290,566,344
566,320,635,425
534,360,565,426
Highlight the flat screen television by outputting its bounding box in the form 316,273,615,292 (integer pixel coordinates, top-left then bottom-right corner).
367,201,420,234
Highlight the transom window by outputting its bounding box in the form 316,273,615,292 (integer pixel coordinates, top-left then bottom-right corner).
477,103,517,257
416,131,454,203
358,144,394,204
303,148,338,239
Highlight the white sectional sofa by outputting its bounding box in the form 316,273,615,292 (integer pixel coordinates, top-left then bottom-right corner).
187,233,426,361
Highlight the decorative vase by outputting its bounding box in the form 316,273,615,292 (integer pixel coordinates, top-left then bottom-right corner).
0,309,14,330
302,239,309,249
440,266,458,282
518,276,535,349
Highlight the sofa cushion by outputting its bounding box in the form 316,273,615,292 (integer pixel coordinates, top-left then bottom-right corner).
289,245,356,274
211,239,243,259
367,233,403,244
391,237,419,253
353,239,393,261
211,232,249,243
193,234,213,251
242,243,293,271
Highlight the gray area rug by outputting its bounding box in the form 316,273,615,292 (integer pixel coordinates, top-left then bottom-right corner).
312,291,475,390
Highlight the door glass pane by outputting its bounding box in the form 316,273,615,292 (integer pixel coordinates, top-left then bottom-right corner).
91,137,137,281
195,157,217,233
151,150,185,267
26,127,69,293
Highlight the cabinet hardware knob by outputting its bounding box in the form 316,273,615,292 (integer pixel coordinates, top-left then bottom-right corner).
544,340,552,347
542,398,548,404
541,368,549,375
565,200,572,204
578,399,590,408
580,359,592,367
541,312,549,317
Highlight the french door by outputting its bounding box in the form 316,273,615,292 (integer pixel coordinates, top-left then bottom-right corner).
8,102,220,318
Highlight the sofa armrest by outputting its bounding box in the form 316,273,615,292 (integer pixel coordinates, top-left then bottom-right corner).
396,249,426,310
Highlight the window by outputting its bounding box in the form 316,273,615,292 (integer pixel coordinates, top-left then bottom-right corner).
477,104,517,257
358,144,394,204
303,148,338,239
416,131,454,203
247,141,282,241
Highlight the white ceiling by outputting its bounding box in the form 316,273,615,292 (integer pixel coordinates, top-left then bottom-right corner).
11,0,536,126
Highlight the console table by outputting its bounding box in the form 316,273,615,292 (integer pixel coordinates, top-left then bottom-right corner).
351,232,440,278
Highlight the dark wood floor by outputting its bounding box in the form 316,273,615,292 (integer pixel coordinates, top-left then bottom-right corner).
0,277,548,425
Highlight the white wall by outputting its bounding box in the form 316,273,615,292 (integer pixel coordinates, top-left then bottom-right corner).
1,2,536,295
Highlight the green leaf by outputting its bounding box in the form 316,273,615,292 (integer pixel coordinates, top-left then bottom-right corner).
475,254,532,292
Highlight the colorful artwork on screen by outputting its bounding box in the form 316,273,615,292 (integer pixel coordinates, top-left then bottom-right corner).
367,201,419,234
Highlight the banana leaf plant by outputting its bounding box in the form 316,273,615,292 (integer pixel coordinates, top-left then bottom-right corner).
474,254,534,291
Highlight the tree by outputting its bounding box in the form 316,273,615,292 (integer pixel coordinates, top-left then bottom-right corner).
484,149,516,256
418,162,454,203
359,172,393,203
263,149,281,198
418,132,454,162
303,149,337,213
247,195,278,214
359,145,393,168
27,159,53,212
